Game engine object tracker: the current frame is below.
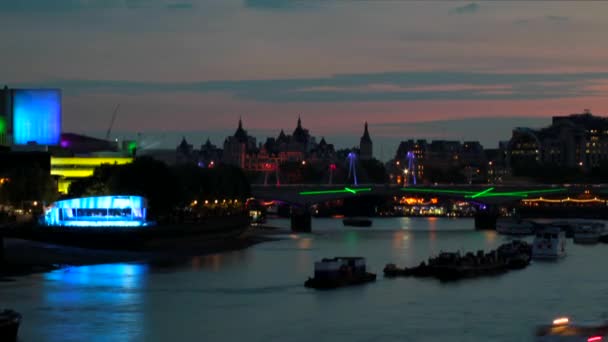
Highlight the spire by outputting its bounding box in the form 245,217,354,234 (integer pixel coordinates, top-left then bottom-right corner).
297,115,302,129
234,117,248,142
361,121,372,143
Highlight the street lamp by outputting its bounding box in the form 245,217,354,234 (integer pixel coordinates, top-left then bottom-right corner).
403,168,409,186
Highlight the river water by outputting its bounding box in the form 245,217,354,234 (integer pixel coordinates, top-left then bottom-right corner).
3,217,608,342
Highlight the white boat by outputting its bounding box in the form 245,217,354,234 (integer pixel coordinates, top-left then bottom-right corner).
496,218,536,235
535,316,608,341
532,226,566,260
573,223,605,244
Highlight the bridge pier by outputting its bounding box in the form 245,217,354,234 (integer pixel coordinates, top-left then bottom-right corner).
474,206,499,230
290,206,311,233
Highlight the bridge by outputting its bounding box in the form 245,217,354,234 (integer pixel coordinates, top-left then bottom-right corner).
251,183,603,231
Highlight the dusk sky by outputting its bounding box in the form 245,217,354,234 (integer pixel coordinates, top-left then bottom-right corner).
3,0,608,159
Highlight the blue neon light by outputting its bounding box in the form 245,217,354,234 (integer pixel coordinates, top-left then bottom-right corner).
13,89,61,145
43,195,151,228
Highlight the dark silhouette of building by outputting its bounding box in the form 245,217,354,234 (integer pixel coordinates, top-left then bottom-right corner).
508,110,608,170
359,122,373,161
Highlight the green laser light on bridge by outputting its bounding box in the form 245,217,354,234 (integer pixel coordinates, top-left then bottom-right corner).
299,187,372,196
400,187,567,198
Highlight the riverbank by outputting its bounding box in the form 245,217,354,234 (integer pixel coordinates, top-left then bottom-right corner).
0,225,289,281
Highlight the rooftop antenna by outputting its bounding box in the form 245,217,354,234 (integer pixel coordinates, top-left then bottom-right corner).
105,104,120,140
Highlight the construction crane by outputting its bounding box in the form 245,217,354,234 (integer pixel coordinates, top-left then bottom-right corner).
105,104,120,140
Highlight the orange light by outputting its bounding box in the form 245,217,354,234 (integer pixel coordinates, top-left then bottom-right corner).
553,317,569,326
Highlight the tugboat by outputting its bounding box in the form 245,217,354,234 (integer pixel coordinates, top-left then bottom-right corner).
0,309,22,342
532,226,566,260
305,257,376,289
535,316,608,341
342,218,372,227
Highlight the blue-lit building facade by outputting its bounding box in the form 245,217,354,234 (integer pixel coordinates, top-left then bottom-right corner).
43,195,150,227
0,87,61,148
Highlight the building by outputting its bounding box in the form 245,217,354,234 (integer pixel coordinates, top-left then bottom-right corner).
0,86,61,149
222,118,257,168
508,110,608,170
359,122,373,161
391,139,487,184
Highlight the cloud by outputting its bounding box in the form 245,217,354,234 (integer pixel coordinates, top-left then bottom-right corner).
11,71,608,103
545,15,569,22
449,2,479,15
243,0,313,11
166,2,193,10
513,15,570,25
0,0,193,12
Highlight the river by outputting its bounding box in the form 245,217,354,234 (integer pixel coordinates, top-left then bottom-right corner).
2,217,608,342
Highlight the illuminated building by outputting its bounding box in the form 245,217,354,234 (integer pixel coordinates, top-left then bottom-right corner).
43,195,150,227
12,89,61,146
51,156,133,193
0,86,62,148
508,110,608,170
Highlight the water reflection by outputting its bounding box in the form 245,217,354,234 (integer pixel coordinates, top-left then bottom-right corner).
42,263,148,341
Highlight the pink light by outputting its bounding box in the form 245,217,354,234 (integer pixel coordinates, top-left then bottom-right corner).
330,164,336,170
588,337,603,342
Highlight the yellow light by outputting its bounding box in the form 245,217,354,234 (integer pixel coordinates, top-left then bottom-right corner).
214,200,218,204
57,179,71,194
205,200,209,204
553,317,569,326
191,200,198,206
33,201,38,206
51,169,95,178
51,157,133,166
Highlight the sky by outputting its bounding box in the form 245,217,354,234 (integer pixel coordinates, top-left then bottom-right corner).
3,0,608,159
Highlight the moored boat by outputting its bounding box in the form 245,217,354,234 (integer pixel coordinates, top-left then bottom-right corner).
496,218,536,235
0,309,21,342
384,241,531,281
305,257,376,289
532,226,566,260
573,223,604,244
535,316,608,341
342,218,372,227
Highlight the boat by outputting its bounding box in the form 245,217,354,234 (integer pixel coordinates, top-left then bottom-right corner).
532,226,566,260
0,309,21,342
550,220,606,239
342,218,372,227
384,241,532,281
497,240,532,269
305,257,376,289
496,218,536,235
535,316,608,341
573,222,604,244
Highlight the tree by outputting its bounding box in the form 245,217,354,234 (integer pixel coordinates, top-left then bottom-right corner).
1,165,58,206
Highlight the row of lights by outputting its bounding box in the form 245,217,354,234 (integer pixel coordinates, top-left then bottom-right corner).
190,199,240,206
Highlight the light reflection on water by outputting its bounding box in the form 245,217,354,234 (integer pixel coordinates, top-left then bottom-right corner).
4,217,608,341
40,263,148,342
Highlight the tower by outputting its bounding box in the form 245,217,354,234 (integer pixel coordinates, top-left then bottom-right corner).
360,122,373,160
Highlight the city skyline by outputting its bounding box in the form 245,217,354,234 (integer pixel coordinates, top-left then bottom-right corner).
3,1,608,153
